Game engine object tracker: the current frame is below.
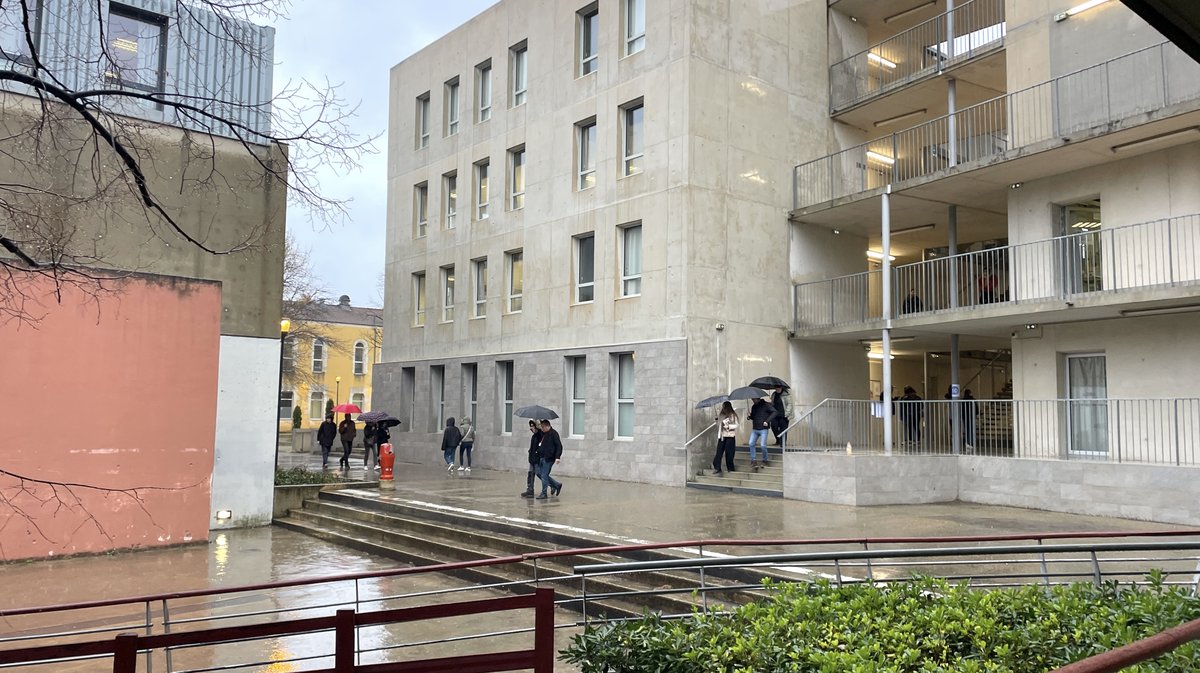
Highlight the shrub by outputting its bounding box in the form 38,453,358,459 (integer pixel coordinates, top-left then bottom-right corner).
562,574,1200,673
325,398,334,417
274,466,346,486
291,405,302,430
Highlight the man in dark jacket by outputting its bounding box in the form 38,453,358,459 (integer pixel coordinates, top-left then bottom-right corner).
898,386,924,446
337,414,357,470
748,397,778,468
521,420,542,497
535,419,563,499
441,417,462,472
317,414,337,469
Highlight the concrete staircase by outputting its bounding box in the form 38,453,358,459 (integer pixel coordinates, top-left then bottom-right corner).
274,489,778,620
688,446,784,497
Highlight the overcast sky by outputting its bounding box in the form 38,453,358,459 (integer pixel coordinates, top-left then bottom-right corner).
272,0,497,308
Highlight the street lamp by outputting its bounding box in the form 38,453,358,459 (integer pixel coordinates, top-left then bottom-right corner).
335,376,341,407
274,319,291,469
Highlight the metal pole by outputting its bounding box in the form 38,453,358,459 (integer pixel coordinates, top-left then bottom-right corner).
947,77,958,168
273,327,288,469
882,186,894,456
951,334,962,455
948,205,959,308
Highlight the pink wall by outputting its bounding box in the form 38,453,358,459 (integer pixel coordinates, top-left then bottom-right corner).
1,274,221,560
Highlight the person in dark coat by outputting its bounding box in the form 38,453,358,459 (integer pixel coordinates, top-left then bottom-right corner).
747,397,778,468
898,386,924,446
535,419,563,499
441,417,462,472
521,420,542,497
337,414,356,470
317,414,337,469
374,422,391,470
901,288,923,314
362,421,377,468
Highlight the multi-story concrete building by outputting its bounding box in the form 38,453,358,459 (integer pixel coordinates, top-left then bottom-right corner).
380,0,1200,522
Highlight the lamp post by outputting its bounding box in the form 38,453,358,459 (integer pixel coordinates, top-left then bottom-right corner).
335,376,341,407
274,319,291,469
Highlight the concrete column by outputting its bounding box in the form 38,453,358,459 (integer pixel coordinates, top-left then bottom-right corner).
881,186,894,456
948,204,959,308
951,333,962,455
946,0,956,60
947,77,958,168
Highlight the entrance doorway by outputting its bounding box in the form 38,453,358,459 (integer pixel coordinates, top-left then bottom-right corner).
1058,200,1103,295
1065,353,1108,456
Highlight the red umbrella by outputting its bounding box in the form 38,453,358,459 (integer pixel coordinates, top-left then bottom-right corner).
332,403,361,414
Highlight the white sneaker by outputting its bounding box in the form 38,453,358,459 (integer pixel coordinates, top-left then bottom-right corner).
457,466,465,471
465,467,471,472
447,464,454,472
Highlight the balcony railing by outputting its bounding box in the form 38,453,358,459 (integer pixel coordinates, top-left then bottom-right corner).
791,398,1200,466
793,213,1200,331
797,41,1200,209
830,0,1006,111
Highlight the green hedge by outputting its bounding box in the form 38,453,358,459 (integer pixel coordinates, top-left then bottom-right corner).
563,573,1200,673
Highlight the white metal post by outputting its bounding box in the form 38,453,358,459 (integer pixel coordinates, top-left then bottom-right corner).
882,186,894,456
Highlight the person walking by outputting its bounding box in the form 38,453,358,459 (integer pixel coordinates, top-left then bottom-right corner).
898,386,924,447
901,288,923,314
337,413,356,470
374,422,390,470
962,389,978,451
770,386,794,447
520,420,541,497
713,402,738,473
317,414,337,469
457,416,475,472
362,421,377,469
747,397,778,469
441,417,462,472
535,419,563,499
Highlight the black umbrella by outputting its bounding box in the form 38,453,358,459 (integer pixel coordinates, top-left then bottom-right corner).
695,394,730,410
359,410,402,427
514,405,559,420
727,386,770,401
749,376,789,390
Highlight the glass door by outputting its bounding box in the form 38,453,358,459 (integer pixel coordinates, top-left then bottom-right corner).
1059,201,1103,295
1066,354,1108,456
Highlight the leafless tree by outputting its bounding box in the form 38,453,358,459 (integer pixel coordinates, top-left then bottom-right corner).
281,230,349,389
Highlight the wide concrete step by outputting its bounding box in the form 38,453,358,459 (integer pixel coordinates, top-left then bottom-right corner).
687,477,784,498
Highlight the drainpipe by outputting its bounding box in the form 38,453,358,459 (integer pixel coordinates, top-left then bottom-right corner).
947,78,958,168
949,205,962,455
882,185,894,456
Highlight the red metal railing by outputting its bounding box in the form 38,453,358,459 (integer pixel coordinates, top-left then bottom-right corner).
0,588,556,673
1049,617,1200,673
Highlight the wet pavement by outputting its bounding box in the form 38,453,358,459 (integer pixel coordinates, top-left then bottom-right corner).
3,452,1194,671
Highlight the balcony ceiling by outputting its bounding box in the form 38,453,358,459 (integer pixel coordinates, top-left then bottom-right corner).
1121,0,1200,64
830,0,948,33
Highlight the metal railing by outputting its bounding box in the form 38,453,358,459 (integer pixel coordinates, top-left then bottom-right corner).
793,213,1200,330
6,531,1200,671
796,40,1200,209
830,0,1005,111
789,398,1200,466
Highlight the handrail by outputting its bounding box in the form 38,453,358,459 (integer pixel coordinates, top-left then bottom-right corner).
681,420,718,448
6,529,1200,619
1049,617,1200,673
781,400,828,448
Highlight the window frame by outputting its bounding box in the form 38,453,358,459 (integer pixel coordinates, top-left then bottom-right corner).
476,60,492,122
472,257,488,318
508,146,526,211
431,365,446,430
445,77,460,136
506,250,523,314
1,1,42,66
475,159,490,220
576,118,597,191
441,265,456,323
499,360,514,435
620,223,643,297
414,182,429,238
350,391,365,413
577,5,599,77
416,92,431,149
443,171,458,229
574,232,595,304
281,336,295,374
311,338,326,373
105,3,167,97
278,390,294,420
614,353,635,439
353,341,367,376
568,356,586,438
463,363,479,424
623,0,646,56
413,272,427,327
622,100,645,176
510,41,528,107
308,390,326,422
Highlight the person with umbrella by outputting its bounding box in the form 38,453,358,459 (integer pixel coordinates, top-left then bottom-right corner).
520,419,542,497
713,401,739,474
535,419,563,499
770,386,794,447
747,396,778,468
358,411,401,470
337,413,357,470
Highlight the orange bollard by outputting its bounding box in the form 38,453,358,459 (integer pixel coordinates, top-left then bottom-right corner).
379,443,395,490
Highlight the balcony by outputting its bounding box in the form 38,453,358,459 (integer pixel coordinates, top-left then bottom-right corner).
830,0,1006,113
796,41,1200,211
793,213,1200,332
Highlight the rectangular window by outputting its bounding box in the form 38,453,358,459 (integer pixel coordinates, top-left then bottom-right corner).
416,92,430,148
499,360,514,434
441,265,455,322
444,171,458,229
309,391,325,422
476,60,492,122
353,341,367,375
507,250,523,313
1,2,39,64
510,41,528,107
351,392,365,412
414,182,428,238
622,101,644,176
569,356,586,437
473,258,488,318
615,353,635,438
463,363,479,425
624,0,645,56
401,367,416,430
105,5,166,93
509,146,525,210
431,365,445,429
578,6,599,76
413,272,426,326
278,391,294,420
475,159,490,220
445,78,460,136
311,338,325,373
621,223,642,297
575,233,595,303
281,336,295,373
577,119,597,190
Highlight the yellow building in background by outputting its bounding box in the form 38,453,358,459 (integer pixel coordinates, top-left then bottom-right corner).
279,295,383,429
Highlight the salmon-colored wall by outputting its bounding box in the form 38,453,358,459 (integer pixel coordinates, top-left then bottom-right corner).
0,274,221,560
